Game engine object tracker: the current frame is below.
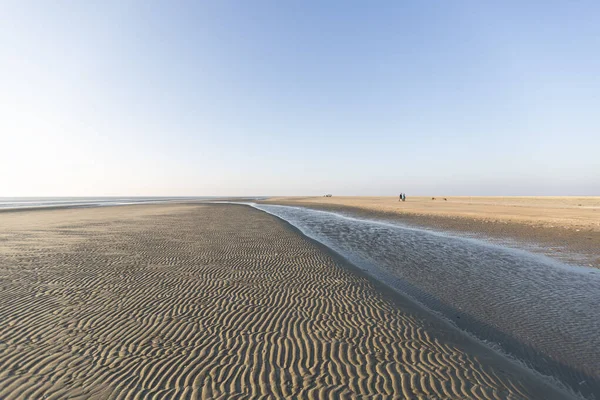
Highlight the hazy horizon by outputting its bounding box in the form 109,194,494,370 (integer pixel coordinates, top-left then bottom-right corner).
2,1,599,197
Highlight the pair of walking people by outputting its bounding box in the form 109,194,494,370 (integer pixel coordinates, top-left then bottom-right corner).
399,193,406,202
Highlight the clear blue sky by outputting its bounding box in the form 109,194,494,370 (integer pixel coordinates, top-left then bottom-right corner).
1,1,599,196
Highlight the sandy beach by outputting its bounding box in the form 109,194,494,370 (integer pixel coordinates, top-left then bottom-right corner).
0,203,568,399
262,196,600,268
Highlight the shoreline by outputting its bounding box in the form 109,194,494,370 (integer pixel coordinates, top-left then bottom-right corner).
0,203,572,399
259,196,600,269
3,196,597,267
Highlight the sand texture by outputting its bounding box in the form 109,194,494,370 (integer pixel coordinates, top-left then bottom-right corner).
262,196,600,267
0,204,566,399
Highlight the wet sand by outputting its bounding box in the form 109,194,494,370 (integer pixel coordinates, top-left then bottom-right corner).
262,196,600,268
0,204,569,399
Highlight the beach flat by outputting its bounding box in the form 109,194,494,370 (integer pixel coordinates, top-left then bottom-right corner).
0,203,567,399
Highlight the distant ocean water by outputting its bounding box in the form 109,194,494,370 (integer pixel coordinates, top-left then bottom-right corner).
0,197,245,211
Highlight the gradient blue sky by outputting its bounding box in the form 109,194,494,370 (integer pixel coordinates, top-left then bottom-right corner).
1,1,599,196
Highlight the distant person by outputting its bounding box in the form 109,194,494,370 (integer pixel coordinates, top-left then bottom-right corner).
399,193,402,202
402,193,406,202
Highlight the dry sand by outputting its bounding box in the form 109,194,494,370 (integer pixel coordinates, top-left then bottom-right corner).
262,196,600,268
0,204,568,399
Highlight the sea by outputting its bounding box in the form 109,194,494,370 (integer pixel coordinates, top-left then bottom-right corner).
0,197,261,211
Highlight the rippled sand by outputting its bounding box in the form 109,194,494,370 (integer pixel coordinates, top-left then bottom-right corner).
0,204,567,399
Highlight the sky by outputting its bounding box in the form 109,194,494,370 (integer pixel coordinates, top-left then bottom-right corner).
1,1,599,196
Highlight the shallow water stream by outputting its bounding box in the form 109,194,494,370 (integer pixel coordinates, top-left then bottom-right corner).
253,204,600,398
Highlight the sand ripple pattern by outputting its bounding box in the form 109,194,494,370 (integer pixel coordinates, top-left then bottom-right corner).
0,204,565,399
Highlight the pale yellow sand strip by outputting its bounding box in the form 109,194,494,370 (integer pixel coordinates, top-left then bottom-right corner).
263,196,600,230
